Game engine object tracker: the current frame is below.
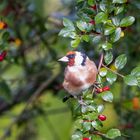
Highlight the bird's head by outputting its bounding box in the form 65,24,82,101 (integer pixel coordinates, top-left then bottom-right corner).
58,51,87,66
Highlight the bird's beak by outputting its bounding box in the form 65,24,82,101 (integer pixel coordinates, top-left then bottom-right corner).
58,56,69,62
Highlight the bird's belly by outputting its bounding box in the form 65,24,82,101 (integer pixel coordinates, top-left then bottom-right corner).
63,80,92,96
63,65,96,95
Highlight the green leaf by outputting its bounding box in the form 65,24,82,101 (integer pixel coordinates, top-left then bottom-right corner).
59,18,76,38
102,42,112,51
2,31,10,41
92,120,102,130
95,12,108,24
124,75,138,86
74,119,83,130
120,16,135,27
114,6,124,15
99,68,107,77
104,51,113,65
101,91,113,102
131,67,140,77
76,21,93,32
137,77,140,87
104,26,116,35
131,66,140,87
106,71,117,84
83,122,91,132
88,0,95,6
72,131,83,140
82,35,90,42
112,17,120,26
92,35,102,44
59,28,76,39
115,54,127,70
97,104,104,113
113,0,127,3
99,4,106,12
81,105,88,113
77,21,87,32
92,135,102,140
111,27,121,42
83,112,98,120
106,129,121,139
0,81,11,101
63,18,75,31
97,75,103,84
71,37,81,48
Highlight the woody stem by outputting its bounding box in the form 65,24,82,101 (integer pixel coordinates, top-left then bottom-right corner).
98,53,104,72
102,64,125,78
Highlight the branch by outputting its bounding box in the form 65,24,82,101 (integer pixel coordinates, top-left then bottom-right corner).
98,53,104,72
102,64,125,78
89,130,106,137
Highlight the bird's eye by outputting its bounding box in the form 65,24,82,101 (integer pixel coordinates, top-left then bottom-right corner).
67,54,75,59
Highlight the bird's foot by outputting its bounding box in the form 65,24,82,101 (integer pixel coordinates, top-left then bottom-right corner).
63,95,73,102
93,82,102,88
74,96,87,106
78,99,87,106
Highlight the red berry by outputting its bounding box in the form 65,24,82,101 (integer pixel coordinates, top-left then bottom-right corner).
89,20,95,25
96,88,103,93
0,56,4,61
91,5,97,10
0,51,7,61
3,23,8,29
83,138,90,140
102,86,110,91
1,51,7,57
98,115,106,121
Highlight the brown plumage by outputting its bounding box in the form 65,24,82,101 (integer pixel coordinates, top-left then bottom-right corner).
59,51,97,96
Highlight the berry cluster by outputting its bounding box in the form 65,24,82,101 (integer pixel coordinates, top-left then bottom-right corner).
95,86,110,93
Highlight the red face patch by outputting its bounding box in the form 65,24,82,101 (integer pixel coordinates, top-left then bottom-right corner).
66,51,76,66
68,58,75,66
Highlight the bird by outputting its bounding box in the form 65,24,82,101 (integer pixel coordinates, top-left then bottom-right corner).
58,51,98,101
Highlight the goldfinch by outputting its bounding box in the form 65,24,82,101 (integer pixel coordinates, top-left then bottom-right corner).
59,51,97,97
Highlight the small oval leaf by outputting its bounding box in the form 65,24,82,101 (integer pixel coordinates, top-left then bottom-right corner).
95,12,108,24
106,128,121,139
106,71,117,84
124,75,138,86
115,54,127,70
104,51,113,65
101,91,113,102
120,16,135,27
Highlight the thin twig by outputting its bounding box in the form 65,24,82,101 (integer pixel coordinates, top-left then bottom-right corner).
89,130,106,137
102,64,125,78
98,53,104,72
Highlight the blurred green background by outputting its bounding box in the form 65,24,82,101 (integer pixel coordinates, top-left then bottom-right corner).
0,0,139,140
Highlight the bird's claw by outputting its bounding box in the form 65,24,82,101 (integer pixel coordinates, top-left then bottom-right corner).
63,95,73,102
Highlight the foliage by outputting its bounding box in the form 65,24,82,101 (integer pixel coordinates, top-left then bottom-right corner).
59,0,139,140
0,0,139,140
